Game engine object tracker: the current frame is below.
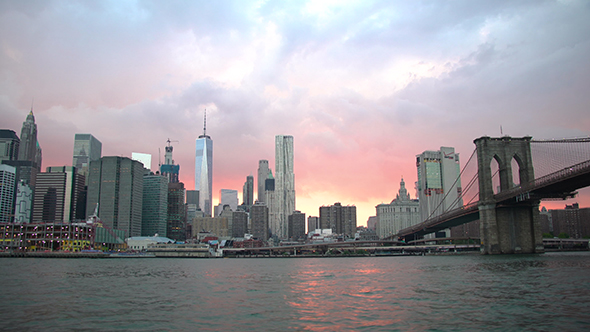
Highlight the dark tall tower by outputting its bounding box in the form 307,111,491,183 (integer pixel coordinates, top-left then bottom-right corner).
87,157,144,237
0,130,20,163
243,175,254,207
18,110,41,170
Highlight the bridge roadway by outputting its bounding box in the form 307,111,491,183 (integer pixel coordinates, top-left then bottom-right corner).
395,159,590,241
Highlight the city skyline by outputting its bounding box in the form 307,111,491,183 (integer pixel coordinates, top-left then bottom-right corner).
1,1,589,224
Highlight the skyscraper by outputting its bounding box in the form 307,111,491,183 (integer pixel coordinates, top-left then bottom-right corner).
288,210,306,241
195,112,213,217
219,189,238,212
87,156,144,237
250,201,269,241
18,110,41,170
416,146,463,237
0,164,16,223
32,166,85,223
132,152,152,171
243,175,254,207
319,202,357,238
73,134,102,183
0,130,20,163
257,160,269,203
167,182,186,241
272,135,295,239
160,140,180,183
142,174,168,237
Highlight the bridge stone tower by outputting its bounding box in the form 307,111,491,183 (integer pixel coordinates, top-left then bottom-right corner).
474,136,544,254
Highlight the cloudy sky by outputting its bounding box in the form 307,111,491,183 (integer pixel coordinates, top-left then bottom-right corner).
2,0,589,225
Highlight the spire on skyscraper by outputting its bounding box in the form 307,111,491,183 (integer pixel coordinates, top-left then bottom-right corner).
199,109,210,139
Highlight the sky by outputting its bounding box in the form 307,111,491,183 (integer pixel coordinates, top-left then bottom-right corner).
1,0,589,226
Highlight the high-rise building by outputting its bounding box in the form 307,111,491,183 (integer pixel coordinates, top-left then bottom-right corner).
18,110,41,171
32,166,85,223
72,134,102,184
160,140,180,183
307,216,319,234
243,175,254,207
0,130,20,163
219,189,239,213
167,182,186,241
416,146,463,237
272,135,295,239
257,160,269,203
14,181,33,223
0,164,16,223
375,178,420,239
195,112,213,217
288,210,306,241
319,202,357,238
142,174,168,237
250,201,269,241
550,203,590,239
186,189,200,222
132,152,152,171
220,206,248,238
87,156,144,237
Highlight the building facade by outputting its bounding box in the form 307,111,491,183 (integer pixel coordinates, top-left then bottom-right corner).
319,202,357,238
288,210,306,241
0,164,16,223
195,114,213,217
86,156,144,237
160,141,179,183
14,181,33,223
18,110,42,170
167,182,186,241
416,146,463,237
250,201,269,241
550,203,590,239
142,174,168,237
307,216,319,234
272,135,295,239
0,130,20,163
243,175,254,207
375,178,420,239
257,160,269,203
32,166,85,223
73,133,102,184
191,216,229,238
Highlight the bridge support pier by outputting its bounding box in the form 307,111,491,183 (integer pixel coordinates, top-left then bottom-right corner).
475,136,545,255
479,201,544,254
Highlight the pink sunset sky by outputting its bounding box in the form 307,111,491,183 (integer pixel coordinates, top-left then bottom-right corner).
2,0,589,225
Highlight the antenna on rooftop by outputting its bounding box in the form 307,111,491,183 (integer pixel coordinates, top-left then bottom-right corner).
203,109,207,136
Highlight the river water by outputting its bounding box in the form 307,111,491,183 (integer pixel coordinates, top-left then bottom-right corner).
1,252,589,331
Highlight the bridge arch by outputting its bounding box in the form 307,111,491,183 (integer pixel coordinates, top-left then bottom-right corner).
473,136,542,254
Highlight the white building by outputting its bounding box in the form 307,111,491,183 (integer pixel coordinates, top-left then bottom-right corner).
0,164,16,223
416,146,463,237
376,178,420,239
132,152,152,171
272,135,295,239
127,235,174,251
195,112,213,217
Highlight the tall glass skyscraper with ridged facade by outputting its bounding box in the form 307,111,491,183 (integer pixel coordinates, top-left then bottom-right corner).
195,112,213,217
272,135,295,239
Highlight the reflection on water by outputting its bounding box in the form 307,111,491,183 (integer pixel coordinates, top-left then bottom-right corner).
0,252,589,331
